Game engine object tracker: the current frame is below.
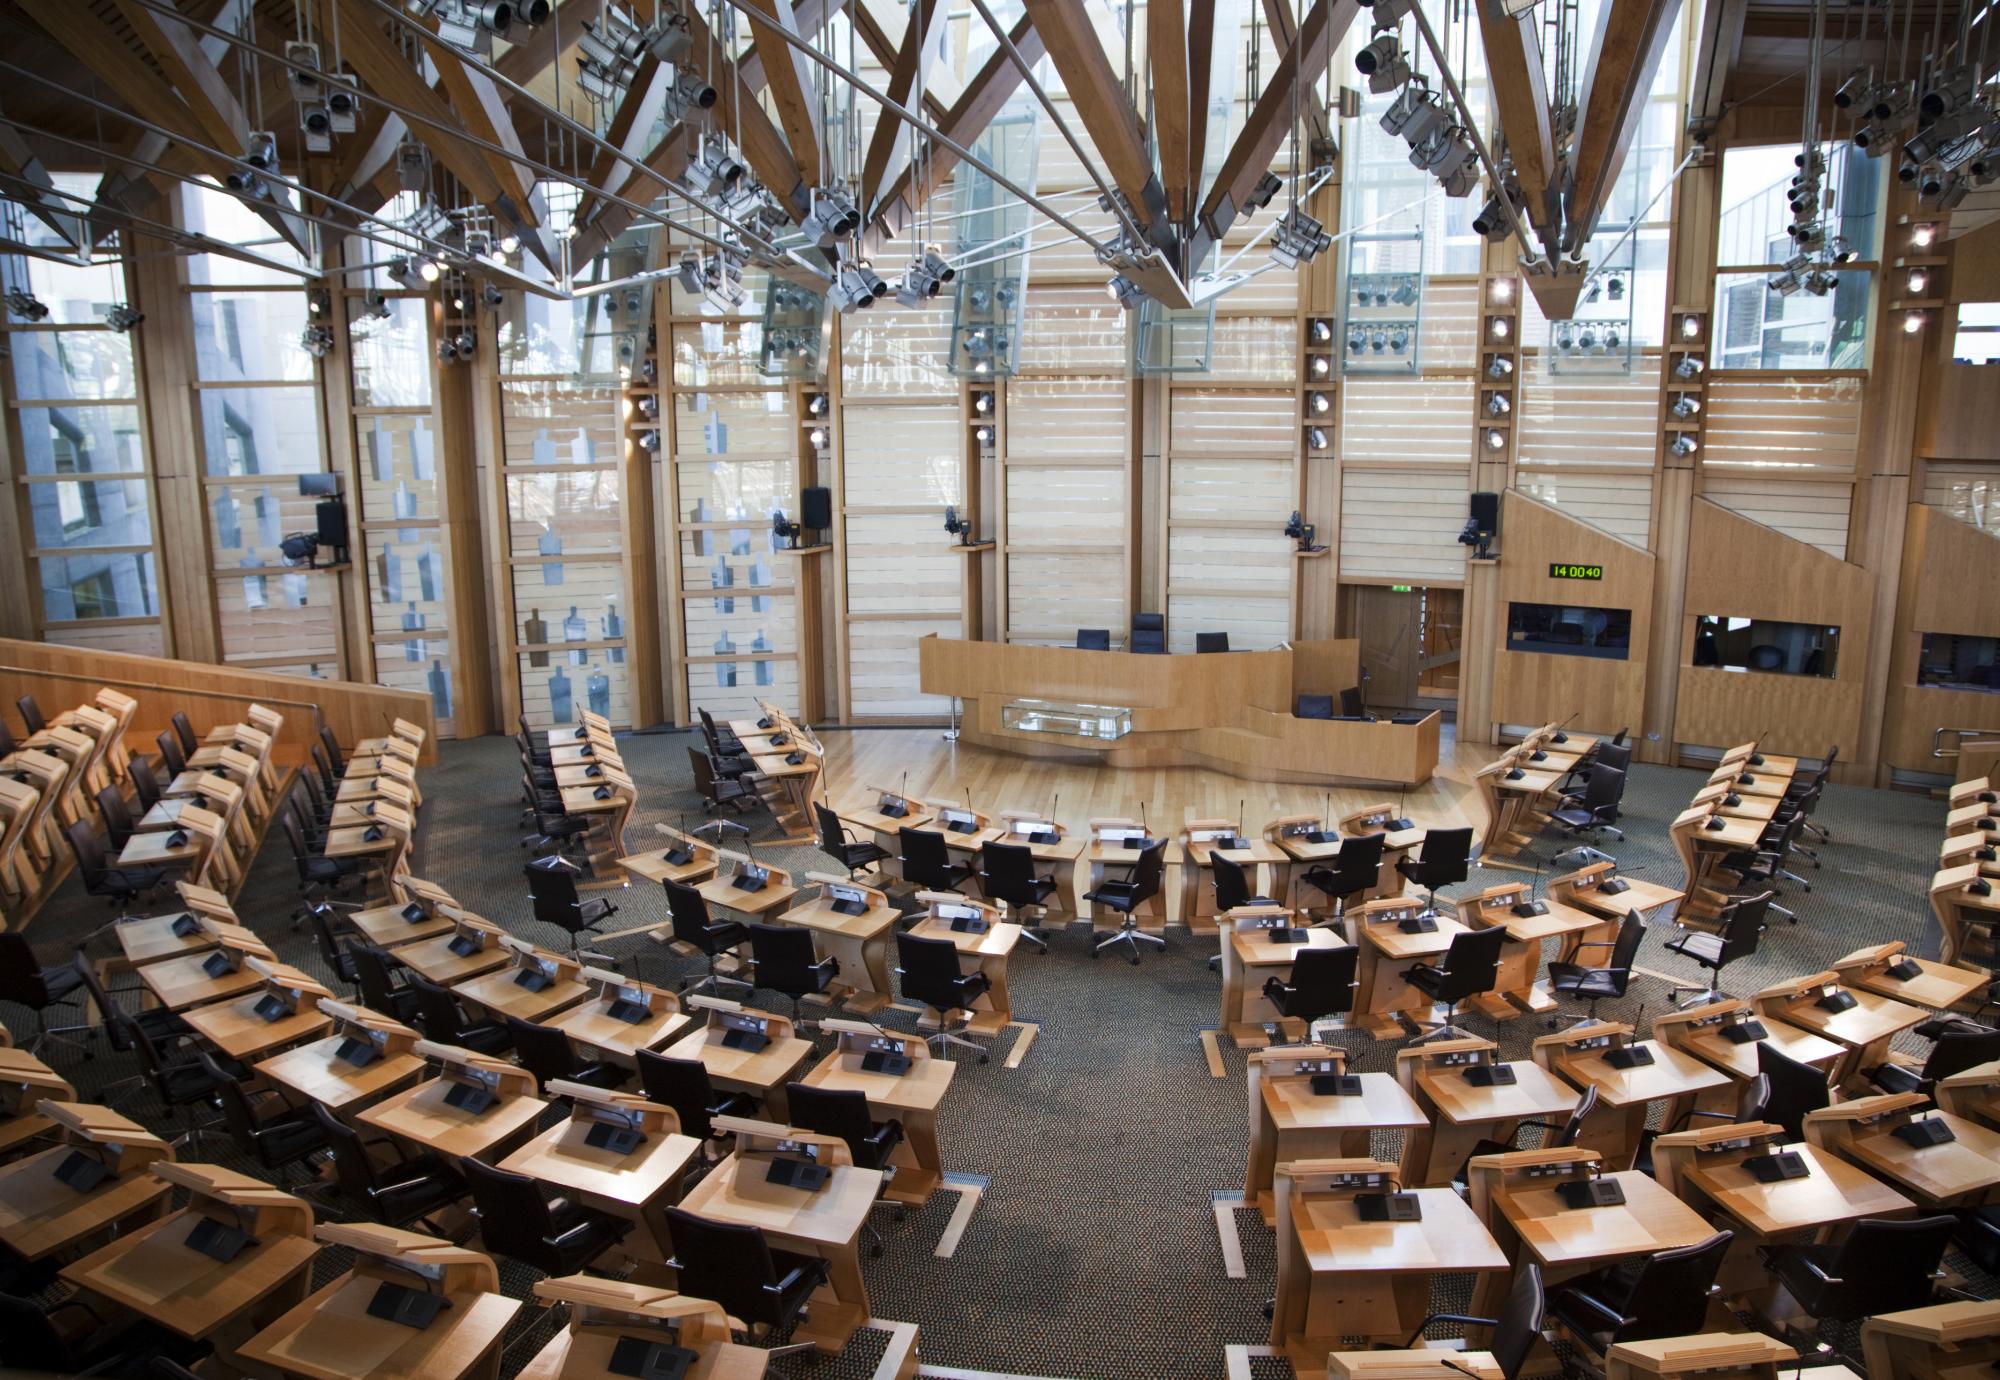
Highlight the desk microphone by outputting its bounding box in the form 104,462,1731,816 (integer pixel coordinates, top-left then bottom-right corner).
1438,1359,1488,1380
1140,802,1151,846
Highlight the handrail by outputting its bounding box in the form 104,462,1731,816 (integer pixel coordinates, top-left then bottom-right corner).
1933,726,2000,759
0,663,327,740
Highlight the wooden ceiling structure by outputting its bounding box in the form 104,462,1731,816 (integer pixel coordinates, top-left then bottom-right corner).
0,0,1948,307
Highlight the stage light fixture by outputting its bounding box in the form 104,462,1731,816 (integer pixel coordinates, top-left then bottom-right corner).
1670,394,1701,419
5,289,49,321
1670,434,1698,456
1356,33,1412,93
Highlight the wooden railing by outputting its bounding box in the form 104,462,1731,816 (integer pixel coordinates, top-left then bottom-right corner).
0,639,437,768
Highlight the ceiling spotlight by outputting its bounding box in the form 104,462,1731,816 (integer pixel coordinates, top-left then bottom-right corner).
827,259,888,312
1484,393,1510,417
1489,316,1511,341
1370,330,1387,353
1310,355,1331,377
1356,32,1411,93
1833,68,1870,110
1310,320,1333,344
637,395,659,422
1491,278,1514,304
688,142,747,200
1606,275,1625,301
1670,434,1698,456
1578,327,1598,352
676,249,703,295
480,283,505,310
1921,66,1977,121
453,330,476,362
1107,274,1145,311
1347,331,1366,354
703,250,749,312
1912,223,1937,248
1604,327,1622,351
807,392,829,417
1486,355,1513,380
4,289,49,321
802,187,862,248
1904,311,1925,334
576,7,650,102
1484,429,1506,452
104,303,143,333
1670,394,1701,419
301,324,334,359
1767,268,1802,297
417,258,442,283
1674,354,1704,379
1309,392,1332,416
386,256,416,288
669,65,717,112
363,291,392,320
973,425,994,446
1389,277,1419,308
226,130,280,201
1908,268,1930,295
637,429,661,452
1388,328,1409,354
1802,269,1837,297
1680,314,1703,340
410,0,513,56
1242,172,1284,215
1472,188,1515,240
1382,81,1447,148
1308,426,1329,449
896,245,957,307
807,426,829,449
1270,207,1332,269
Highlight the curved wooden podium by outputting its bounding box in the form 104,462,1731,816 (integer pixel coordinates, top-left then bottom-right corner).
917,636,1439,787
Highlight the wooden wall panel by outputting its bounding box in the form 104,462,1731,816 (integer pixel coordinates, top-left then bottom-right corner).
1513,472,1654,547
1880,503,2000,774
1673,498,1876,760
1701,476,1854,559
1338,379,1477,465
1923,460,2000,532
1700,377,1863,474
1339,470,1471,583
1515,360,1663,472
1489,492,1654,737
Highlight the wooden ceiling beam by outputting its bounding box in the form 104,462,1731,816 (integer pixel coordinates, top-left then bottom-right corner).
1258,0,1330,148
569,57,664,232
848,1,950,122
1150,0,1191,223
738,0,825,189
1566,0,1684,255
0,125,81,248
860,0,946,213
1688,0,1750,138
1187,3,1216,225
866,10,1047,253
1020,0,1166,238
1475,0,1561,259
1196,0,1350,256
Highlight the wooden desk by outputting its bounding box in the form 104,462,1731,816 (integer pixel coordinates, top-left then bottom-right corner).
777,877,901,1016
113,909,220,967
1535,1023,1730,1169
393,915,513,986
1328,1353,1503,1380
140,942,275,1012
500,1086,700,1261
1932,862,2000,971
797,1023,955,1207
61,1163,318,1360
676,1145,880,1351
1832,941,1990,1014
0,1102,173,1261
1218,910,1350,1046
905,896,1023,1031
255,1002,427,1115
1181,824,1290,931
992,813,1087,920
1546,862,1681,936
1244,1048,1428,1220
694,858,799,922
514,1278,767,1380
616,829,721,890
1938,1058,2000,1131
356,1044,548,1164
1395,1037,1582,1188
118,825,205,871
0,1048,74,1161
1606,1332,1796,1380
1456,883,1604,1020
350,900,456,949
837,791,934,853
452,941,591,1026
1805,1093,2000,1208
1352,897,1467,1040
661,1001,814,1121
1475,753,1566,864
1659,1126,1913,1248
1270,1158,1507,1363
546,970,691,1069
1652,999,1848,1094
183,979,334,1062
746,750,819,841
1753,972,1931,1088
1861,1299,2000,1380
237,1223,521,1380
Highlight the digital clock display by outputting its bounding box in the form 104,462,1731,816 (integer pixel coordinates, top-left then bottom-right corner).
1548,563,1604,580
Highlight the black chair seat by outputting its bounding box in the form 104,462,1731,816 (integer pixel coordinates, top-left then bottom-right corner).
542,1198,634,1270
38,964,85,1004
304,856,362,883
252,1107,330,1167
577,897,617,926
1404,965,1450,1000
1550,805,1598,829
1663,931,1724,964
838,840,890,867
1547,962,1625,1000
1869,1063,1925,1096
374,1153,468,1225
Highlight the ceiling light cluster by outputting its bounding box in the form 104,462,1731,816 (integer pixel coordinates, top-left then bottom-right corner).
104,303,144,333
436,329,477,364
577,3,695,104
407,0,553,57
1551,323,1622,355
802,187,862,248
5,289,49,321
1846,60,1999,209
300,323,335,359
895,246,956,307
827,258,889,311
225,131,281,202
1270,207,1332,269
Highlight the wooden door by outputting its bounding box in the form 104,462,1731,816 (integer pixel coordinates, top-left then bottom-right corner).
1355,586,1420,712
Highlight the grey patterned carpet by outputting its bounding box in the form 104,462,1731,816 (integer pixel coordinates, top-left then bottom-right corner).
4,728,1979,1379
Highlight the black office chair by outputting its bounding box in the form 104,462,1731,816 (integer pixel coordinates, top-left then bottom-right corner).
1401,1261,1544,1380
406,973,514,1055
15,695,45,736
690,745,764,815
1545,911,1646,1028
898,827,974,893
896,931,990,1061
1083,840,1169,962
1076,628,1111,650
131,759,163,814
1299,833,1385,923
348,940,422,1024
663,1207,829,1351
635,1050,754,1158
665,877,751,997
815,802,889,878
280,808,365,902
747,923,839,1025
1758,1040,1832,1140
0,932,90,1057
980,840,1057,952
65,818,168,916
1549,1231,1733,1357
521,778,593,858
1549,764,1627,842
168,711,199,759
1764,1214,1956,1330
1867,1023,2000,1097
1130,612,1166,654
464,1158,632,1275
1663,891,1769,1006
1454,1084,1600,1187
305,901,362,998
1195,632,1230,653
507,1016,629,1093
1262,944,1359,1039
126,1017,233,1154
1719,815,1809,924
1403,925,1507,1042
1212,853,1275,912
1339,686,1368,719
318,725,348,777
69,952,189,1079
525,854,618,962
698,706,747,758
1295,694,1335,720
786,1082,904,1255
1396,827,1473,918
94,785,137,851
0,1290,205,1377
199,1050,331,1188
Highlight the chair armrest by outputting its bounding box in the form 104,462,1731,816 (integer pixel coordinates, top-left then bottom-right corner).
1558,1289,1631,1329
763,1261,822,1296
1402,1313,1499,1348
1569,938,1617,951
1803,1259,1844,1284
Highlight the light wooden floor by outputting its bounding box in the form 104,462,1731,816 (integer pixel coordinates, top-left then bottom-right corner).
812,723,1505,842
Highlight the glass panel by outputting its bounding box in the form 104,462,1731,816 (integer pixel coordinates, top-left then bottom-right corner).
369,653,457,729
191,291,313,381
39,552,157,620
198,387,324,475
217,570,341,664
682,593,798,656
500,381,622,464
16,405,145,474
671,322,771,386
1953,303,2000,365
10,331,136,400
1692,615,1840,677
1506,601,1633,659
363,532,452,635
350,297,433,406
27,478,152,550
512,565,627,650
506,472,624,556
1713,270,1871,370
675,455,796,522
1717,141,1882,267
207,482,324,569
44,620,164,657
672,391,792,453
1918,633,2000,693
687,658,800,718
497,295,626,379
518,652,629,728
356,414,441,522
180,183,311,283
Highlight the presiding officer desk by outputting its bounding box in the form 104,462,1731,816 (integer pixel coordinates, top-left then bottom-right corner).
917,635,1441,787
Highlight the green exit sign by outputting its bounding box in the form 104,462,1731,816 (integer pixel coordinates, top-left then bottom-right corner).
1549,563,1604,580
1390,584,1413,592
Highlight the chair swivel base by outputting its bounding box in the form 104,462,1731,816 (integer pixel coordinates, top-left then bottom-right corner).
924,1015,990,1063
1092,917,1166,963
1665,979,1730,1009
